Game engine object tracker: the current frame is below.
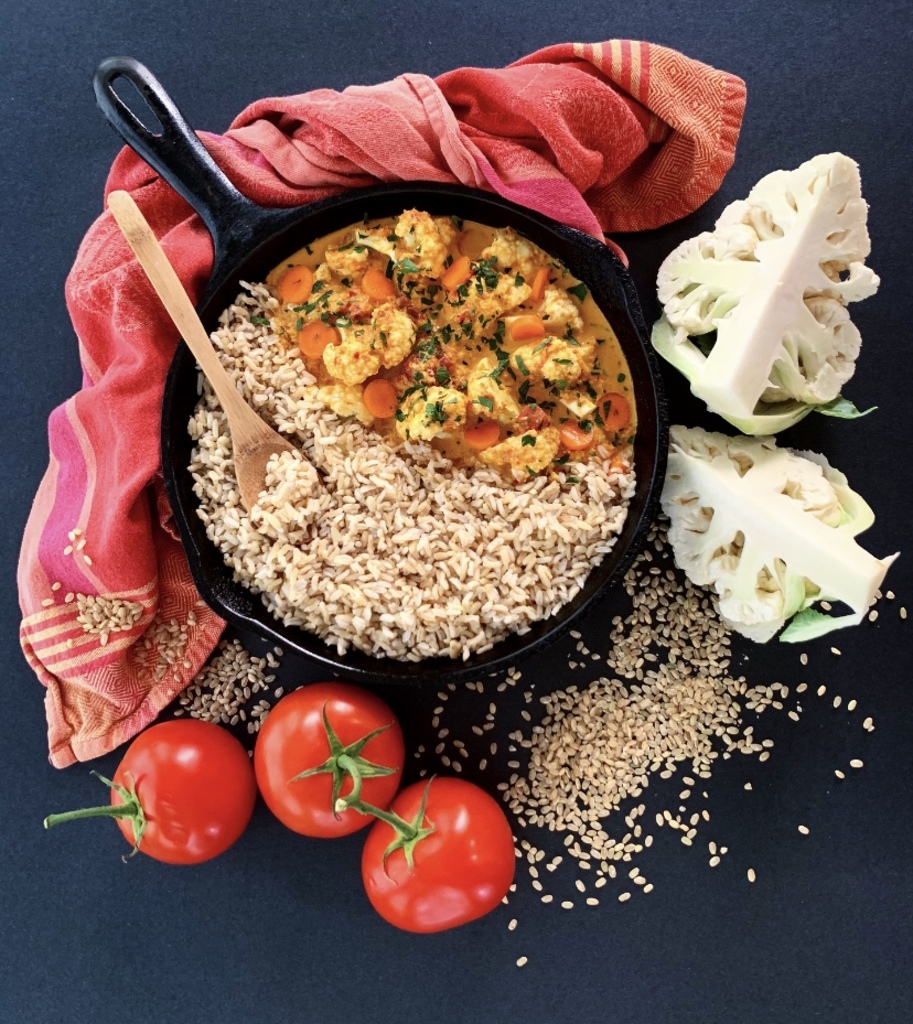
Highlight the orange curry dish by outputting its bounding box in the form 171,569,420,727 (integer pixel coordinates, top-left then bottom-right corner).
265,209,635,480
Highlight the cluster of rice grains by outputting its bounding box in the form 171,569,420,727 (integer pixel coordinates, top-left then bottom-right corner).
174,638,284,735
416,520,894,968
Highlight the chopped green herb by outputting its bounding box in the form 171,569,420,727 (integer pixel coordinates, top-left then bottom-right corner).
475,256,500,290
532,340,550,354
450,215,464,229
335,316,352,329
514,353,530,376
567,282,588,302
552,358,573,366
435,366,451,386
425,401,447,425
475,396,495,413
397,257,421,275
566,475,580,484
521,435,537,447
304,244,313,255
394,409,405,422
554,454,570,467
337,241,355,251
617,372,626,382
295,316,304,332
514,273,525,287
249,316,271,326
518,380,532,404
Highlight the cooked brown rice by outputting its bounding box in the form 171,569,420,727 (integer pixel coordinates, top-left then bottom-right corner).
188,283,635,661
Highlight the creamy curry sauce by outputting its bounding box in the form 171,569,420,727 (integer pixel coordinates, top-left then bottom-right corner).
265,210,635,478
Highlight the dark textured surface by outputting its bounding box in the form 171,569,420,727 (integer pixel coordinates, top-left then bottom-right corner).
1,3,911,1023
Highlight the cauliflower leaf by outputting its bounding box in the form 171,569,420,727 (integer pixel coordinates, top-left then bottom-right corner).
661,426,898,642
652,153,880,434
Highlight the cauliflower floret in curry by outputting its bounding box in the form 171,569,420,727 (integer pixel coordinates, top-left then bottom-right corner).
510,334,595,387
323,244,374,281
466,356,521,425
323,303,415,385
537,285,584,332
480,228,543,281
317,383,374,425
441,274,531,329
480,427,560,477
396,386,468,442
393,210,458,279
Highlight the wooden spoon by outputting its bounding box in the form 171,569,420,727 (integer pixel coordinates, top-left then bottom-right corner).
107,189,300,512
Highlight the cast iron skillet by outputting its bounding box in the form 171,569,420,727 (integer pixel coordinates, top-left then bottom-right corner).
93,56,668,685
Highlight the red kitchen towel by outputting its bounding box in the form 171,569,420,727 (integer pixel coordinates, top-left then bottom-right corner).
18,40,746,768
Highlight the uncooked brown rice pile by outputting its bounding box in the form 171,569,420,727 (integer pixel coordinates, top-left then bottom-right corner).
188,284,635,662
419,517,887,924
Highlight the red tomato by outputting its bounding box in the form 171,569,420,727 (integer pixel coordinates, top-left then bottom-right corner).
361,778,515,933
254,682,405,838
44,720,257,864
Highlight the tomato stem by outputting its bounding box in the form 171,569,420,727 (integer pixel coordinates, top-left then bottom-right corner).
43,771,147,860
335,771,436,871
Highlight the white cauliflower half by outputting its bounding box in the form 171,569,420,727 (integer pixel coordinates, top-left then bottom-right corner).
661,426,898,642
652,153,880,434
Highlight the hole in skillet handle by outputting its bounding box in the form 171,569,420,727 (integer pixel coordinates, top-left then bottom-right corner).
159,182,669,687
108,75,165,137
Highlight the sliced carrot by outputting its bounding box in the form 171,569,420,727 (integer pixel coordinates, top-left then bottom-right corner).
463,420,501,451
508,315,547,342
298,321,340,360
278,265,315,304
529,267,549,303
559,421,594,451
598,392,632,433
361,267,398,301
441,255,473,292
362,378,398,418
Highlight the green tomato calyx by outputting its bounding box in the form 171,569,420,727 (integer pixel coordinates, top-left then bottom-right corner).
289,703,398,815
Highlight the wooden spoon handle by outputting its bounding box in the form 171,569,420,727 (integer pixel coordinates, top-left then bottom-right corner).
107,190,251,425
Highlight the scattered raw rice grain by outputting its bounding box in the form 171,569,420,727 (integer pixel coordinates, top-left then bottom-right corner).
834,769,845,780
830,647,841,656
618,892,631,903
798,825,809,835
744,783,752,791
643,883,653,893
800,653,808,666
847,699,857,712
863,717,873,730
833,696,842,709
709,856,721,867
850,759,864,769
508,919,517,931
516,956,528,968
747,868,756,883
560,901,574,910
586,897,599,906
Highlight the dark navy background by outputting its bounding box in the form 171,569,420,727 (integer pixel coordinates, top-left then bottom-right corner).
1,2,911,1022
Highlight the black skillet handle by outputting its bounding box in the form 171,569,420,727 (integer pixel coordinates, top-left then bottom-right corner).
93,56,265,280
